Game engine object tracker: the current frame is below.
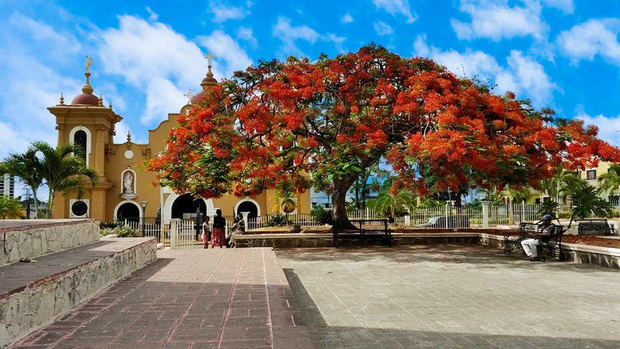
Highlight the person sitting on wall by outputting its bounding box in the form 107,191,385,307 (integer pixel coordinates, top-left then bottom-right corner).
227,213,245,248
521,214,556,261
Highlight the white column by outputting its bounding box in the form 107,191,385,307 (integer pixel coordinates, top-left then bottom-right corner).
482,201,490,228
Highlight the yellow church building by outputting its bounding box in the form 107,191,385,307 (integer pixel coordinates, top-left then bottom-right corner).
48,57,310,223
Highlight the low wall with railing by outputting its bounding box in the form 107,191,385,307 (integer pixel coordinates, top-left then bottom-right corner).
114,203,619,249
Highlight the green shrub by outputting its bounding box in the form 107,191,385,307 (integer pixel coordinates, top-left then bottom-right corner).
311,206,333,225
114,225,141,237
100,228,114,236
100,221,121,229
265,214,290,227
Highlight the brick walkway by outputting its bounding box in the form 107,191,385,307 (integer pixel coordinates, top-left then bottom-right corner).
15,248,314,349
277,245,620,349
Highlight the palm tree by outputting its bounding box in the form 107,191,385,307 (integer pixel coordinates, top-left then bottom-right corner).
599,164,620,202
33,142,98,218
0,147,43,218
367,180,416,220
562,179,613,227
539,169,579,204
0,196,25,219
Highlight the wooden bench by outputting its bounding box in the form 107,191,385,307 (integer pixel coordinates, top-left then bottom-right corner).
504,222,565,261
578,219,615,236
332,219,392,248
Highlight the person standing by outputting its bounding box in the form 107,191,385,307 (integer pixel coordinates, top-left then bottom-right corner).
212,209,226,248
201,215,211,249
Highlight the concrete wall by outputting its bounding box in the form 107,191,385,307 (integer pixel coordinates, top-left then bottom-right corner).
0,220,99,266
0,237,157,348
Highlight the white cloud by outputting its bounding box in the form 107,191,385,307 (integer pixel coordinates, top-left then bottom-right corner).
506,50,555,104
113,120,147,144
7,12,81,61
0,15,81,159
372,0,416,23
374,21,394,36
451,0,547,41
557,19,620,66
208,1,250,22
414,35,555,105
197,30,253,77
237,26,257,46
273,17,319,56
98,16,209,124
342,14,354,23
145,6,159,21
575,112,620,147
543,0,574,14
99,16,253,124
327,34,347,53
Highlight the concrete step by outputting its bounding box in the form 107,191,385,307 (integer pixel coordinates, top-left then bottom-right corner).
0,236,157,348
0,220,99,266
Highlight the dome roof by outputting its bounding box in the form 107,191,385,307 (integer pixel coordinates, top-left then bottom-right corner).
190,72,218,105
71,93,99,106
71,72,99,106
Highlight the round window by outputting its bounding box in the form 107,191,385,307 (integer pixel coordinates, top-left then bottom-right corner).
71,200,88,217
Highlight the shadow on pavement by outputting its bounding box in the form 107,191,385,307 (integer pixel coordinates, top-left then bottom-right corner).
282,248,620,349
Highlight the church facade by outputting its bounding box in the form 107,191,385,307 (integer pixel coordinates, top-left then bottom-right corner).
48,58,311,223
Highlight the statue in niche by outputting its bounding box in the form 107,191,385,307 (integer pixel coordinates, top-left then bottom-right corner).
123,172,134,193
121,170,136,199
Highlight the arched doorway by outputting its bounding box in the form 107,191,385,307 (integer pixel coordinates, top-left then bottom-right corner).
116,202,140,221
171,194,206,219
235,200,259,219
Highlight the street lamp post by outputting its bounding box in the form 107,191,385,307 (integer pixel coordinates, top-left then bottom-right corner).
140,200,148,236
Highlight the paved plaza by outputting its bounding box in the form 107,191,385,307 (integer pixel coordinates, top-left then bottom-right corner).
277,245,620,349
15,248,313,349
12,244,620,349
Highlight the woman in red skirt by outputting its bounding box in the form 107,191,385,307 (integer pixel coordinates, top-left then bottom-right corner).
211,209,226,248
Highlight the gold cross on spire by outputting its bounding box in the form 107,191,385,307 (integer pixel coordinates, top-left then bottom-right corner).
184,89,194,103
204,52,214,67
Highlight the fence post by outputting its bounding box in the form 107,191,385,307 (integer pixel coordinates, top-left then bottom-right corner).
482,201,490,228
170,219,179,248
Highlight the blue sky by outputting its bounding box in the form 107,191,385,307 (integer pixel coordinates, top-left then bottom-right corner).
1,0,619,165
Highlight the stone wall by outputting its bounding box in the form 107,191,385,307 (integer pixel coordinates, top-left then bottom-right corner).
0,220,99,266
0,237,157,348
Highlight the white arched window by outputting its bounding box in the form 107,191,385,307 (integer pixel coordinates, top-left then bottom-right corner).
69,126,92,166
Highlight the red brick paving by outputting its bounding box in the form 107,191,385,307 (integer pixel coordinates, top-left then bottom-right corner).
14,248,314,349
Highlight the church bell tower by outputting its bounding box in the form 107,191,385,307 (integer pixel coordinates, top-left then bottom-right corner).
47,56,121,220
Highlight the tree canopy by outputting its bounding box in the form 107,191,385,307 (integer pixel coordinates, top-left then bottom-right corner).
148,45,620,221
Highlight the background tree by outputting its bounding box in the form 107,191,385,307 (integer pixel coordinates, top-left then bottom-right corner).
0,196,25,219
149,45,620,227
562,179,613,225
33,142,98,218
540,169,579,204
367,179,416,220
1,147,44,218
599,164,620,201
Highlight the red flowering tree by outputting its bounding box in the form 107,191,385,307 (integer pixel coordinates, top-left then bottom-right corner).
148,45,620,225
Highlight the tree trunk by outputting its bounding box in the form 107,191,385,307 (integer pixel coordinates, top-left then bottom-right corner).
47,190,54,219
32,189,39,219
333,186,348,221
455,194,462,208
331,178,358,232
